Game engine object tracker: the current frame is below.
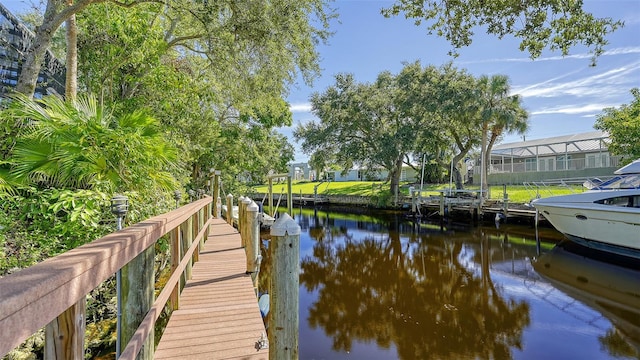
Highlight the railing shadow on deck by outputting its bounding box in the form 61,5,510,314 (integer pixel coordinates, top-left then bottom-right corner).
0,196,213,359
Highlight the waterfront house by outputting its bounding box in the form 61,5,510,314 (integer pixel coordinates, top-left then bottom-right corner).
484,130,620,184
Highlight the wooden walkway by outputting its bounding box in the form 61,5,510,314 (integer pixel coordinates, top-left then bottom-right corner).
155,218,268,360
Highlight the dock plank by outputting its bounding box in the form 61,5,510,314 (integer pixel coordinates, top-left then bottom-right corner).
155,218,268,360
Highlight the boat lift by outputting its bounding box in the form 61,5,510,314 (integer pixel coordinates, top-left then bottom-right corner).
266,173,292,217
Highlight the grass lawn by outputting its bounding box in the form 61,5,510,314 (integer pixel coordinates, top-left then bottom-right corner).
250,181,584,204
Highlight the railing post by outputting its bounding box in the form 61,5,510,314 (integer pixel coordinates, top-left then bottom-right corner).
213,170,221,216
44,298,85,360
121,245,155,360
192,210,200,263
181,215,193,280
226,194,234,225
170,226,181,310
216,197,222,218
269,213,300,360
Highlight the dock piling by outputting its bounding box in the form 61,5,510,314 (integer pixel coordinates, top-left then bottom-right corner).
269,213,300,360
226,194,233,225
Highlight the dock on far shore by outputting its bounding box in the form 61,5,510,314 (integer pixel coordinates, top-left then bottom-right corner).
408,189,539,222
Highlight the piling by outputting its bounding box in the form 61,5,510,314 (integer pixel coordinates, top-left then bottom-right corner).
245,201,260,275
502,184,509,218
238,196,246,242
226,194,233,225
269,213,300,360
241,197,252,247
410,187,416,214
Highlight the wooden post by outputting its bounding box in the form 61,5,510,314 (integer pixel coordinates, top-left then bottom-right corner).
121,245,155,360
268,178,273,217
269,213,300,360
44,298,85,360
411,189,416,214
246,201,260,275
216,197,222,218
226,194,233,225
287,176,293,216
213,170,221,216
181,215,193,280
238,196,245,233
242,197,252,248
439,192,445,218
192,210,200,263
170,226,181,310
502,184,509,218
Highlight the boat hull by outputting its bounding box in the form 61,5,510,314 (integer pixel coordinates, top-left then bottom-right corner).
533,190,640,259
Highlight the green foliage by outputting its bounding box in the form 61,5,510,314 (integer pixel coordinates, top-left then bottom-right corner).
76,2,314,190
476,74,529,192
381,0,623,65
594,88,640,162
296,70,432,196
2,93,178,193
0,188,112,275
296,63,528,196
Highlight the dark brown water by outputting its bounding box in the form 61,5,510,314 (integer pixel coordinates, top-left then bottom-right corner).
262,208,640,360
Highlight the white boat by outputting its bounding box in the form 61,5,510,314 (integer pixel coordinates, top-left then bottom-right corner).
532,159,640,259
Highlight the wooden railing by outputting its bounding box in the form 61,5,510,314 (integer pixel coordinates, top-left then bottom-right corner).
0,196,213,359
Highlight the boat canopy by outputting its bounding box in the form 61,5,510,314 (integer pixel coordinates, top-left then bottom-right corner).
614,159,640,175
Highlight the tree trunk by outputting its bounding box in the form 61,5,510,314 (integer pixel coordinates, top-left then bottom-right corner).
453,167,463,190
16,0,93,97
389,156,404,203
452,151,466,190
481,123,489,199
16,27,56,97
65,0,77,101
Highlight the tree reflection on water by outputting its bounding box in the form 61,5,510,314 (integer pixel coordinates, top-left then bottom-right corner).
298,209,531,359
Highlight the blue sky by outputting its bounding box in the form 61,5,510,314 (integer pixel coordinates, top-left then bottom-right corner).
3,1,639,164
285,0,640,163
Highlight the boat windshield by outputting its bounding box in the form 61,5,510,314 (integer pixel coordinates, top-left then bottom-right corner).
594,174,640,189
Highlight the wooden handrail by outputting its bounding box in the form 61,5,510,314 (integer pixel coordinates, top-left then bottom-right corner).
0,196,213,357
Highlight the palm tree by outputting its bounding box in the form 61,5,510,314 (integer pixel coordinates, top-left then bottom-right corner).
5,93,178,193
476,75,529,199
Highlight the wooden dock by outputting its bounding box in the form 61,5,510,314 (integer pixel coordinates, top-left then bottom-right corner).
155,218,268,360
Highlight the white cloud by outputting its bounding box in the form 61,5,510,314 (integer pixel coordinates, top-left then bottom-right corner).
289,103,313,113
531,103,613,115
461,46,640,64
513,60,640,99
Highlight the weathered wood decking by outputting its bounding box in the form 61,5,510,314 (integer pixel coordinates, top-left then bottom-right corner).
155,218,268,360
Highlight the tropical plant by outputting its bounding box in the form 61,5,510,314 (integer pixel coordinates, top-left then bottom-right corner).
476,75,529,198
3,93,178,194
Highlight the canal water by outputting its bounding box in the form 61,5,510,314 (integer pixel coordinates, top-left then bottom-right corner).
261,208,640,360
